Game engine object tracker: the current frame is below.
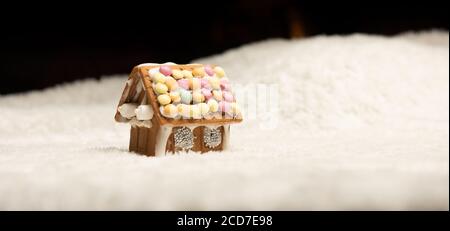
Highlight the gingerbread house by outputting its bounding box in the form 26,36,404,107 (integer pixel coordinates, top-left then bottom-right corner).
114,63,242,156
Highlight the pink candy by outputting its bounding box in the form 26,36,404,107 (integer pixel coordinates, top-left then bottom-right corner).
220,78,230,90
204,65,214,76
177,79,189,90
219,101,231,113
159,65,172,76
222,91,234,102
201,78,211,89
202,88,213,100
220,82,230,91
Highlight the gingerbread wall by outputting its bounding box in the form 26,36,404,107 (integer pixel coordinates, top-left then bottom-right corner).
129,125,225,156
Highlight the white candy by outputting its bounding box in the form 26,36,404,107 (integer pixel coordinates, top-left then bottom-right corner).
148,67,160,78
118,103,138,119
135,105,154,120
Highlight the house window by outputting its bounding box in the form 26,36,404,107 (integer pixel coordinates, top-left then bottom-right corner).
203,127,222,148
174,127,194,150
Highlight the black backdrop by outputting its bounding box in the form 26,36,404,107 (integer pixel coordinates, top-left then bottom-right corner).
0,1,447,94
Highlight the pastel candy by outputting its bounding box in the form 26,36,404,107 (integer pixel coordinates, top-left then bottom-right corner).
213,66,226,77
163,104,178,118
220,77,229,84
209,77,220,89
157,94,171,105
154,82,168,94
180,89,192,104
177,79,190,90
220,78,230,90
198,103,209,115
201,78,211,89
191,78,201,90
231,102,240,115
152,72,166,83
165,76,178,91
213,90,223,101
159,65,172,76
178,104,191,118
208,99,219,112
182,70,193,78
204,65,214,76
201,88,213,100
220,82,230,91
222,91,234,102
192,67,205,77
135,105,153,120
171,69,184,79
219,101,231,113
148,68,160,78
192,91,205,103
169,91,181,103
191,105,202,119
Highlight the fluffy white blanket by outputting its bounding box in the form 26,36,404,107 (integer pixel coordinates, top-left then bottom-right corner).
0,31,448,210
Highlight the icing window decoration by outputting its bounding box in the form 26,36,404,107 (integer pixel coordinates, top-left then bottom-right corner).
174,127,194,150
114,63,242,157
203,127,222,148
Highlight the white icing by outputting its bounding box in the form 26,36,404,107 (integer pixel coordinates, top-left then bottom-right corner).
130,118,152,128
141,94,147,105
138,62,178,68
155,125,173,156
120,78,133,103
126,78,133,86
135,105,153,120
118,103,138,119
137,63,160,67
132,80,143,101
203,113,214,120
163,62,177,65
222,125,230,150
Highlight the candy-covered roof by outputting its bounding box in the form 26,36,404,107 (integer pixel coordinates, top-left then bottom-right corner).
115,63,243,126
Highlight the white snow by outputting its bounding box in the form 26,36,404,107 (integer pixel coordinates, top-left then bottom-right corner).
0,31,448,210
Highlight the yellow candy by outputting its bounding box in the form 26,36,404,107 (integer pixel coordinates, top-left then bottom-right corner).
192,67,205,77
208,99,219,112
171,69,184,79
178,104,191,118
157,94,171,105
192,91,205,103
154,82,168,94
198,103,209,115
209,77,220,89
213,66,226,77
182,70,193,78
165,76,178,91
191,78,201,90
163,104,178,117
152,72,166,83
231,102,240,115
169,91,181,103
191,105,202,119
212,90,222,101
177,104,184,113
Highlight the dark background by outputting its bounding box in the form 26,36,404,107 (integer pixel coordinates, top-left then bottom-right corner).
0,1,447,94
